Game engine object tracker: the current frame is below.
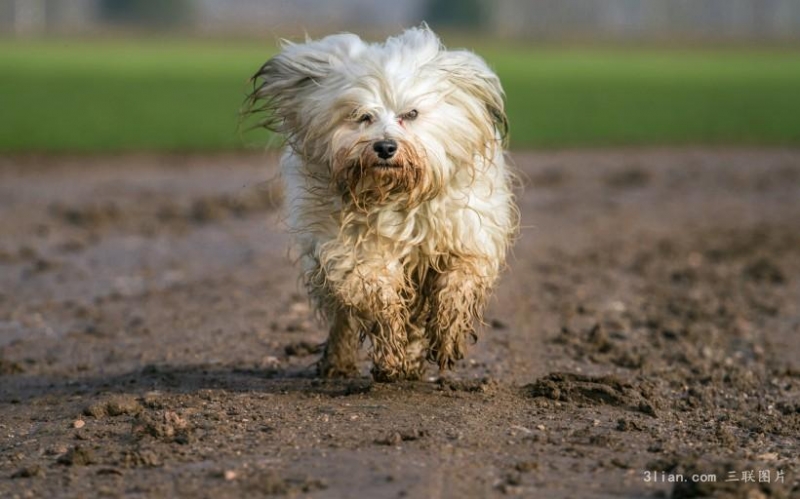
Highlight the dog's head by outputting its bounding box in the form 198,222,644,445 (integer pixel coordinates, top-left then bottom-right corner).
245,26,507,206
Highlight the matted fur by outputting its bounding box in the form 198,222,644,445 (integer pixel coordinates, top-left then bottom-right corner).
244,26,517,381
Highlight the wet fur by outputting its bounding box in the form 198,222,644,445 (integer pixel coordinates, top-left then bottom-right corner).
244,26,517,381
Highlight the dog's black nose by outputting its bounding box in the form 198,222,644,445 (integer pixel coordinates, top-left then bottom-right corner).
373,139,397,160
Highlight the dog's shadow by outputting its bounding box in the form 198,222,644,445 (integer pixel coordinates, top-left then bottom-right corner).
0,361,488,404
0,362,384,404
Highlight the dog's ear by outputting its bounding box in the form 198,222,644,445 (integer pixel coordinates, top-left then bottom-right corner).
244,34,363,138
435,50,508,144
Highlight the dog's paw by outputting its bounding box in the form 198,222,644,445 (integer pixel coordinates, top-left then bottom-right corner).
426,345,465,372
317,359,360,379
370,364,402,383
370,362,426,383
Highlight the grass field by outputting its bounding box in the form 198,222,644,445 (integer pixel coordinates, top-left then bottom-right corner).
1,38,800,152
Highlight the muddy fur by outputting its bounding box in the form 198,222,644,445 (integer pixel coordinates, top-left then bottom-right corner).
245,26,516,380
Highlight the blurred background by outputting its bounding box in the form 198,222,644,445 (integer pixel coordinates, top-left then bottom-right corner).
1,0,799,152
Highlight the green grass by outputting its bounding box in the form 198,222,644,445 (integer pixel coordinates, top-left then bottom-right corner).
0,39,273,153
489,46,800,147
1,38,800,152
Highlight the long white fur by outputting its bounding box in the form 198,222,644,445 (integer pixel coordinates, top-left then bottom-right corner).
246,26,517,381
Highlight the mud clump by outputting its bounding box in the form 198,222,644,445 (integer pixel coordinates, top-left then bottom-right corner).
56,446,96,466
132,411,193,444
616,418,644,432
84,395,143,418
436,376,497,393
120,448,163,469
526,372,657,417
374,429,428,446
553,324,647,370
10,465,45,479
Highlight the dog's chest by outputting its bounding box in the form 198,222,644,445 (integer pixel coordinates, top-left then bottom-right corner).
361,192,483,259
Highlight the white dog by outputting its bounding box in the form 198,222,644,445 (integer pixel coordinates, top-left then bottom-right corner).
245,26,516,381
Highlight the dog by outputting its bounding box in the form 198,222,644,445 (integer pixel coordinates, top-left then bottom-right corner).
244,25,516,381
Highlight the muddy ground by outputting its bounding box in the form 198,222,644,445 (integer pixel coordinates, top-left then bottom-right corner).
0,149,798,499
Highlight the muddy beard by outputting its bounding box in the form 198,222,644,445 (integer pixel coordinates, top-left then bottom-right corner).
332,140,435,209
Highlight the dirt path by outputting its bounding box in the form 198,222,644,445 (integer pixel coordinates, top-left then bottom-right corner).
1,149,798,498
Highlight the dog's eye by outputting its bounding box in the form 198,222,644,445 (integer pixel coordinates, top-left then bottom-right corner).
401,109,419,121
357,113,373,125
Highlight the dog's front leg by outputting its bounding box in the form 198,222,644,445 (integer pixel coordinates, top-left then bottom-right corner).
317,311,360,378
426,261,493,371
334,262,412,382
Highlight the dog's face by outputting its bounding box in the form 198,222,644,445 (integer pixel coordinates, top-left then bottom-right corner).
246,26,507,206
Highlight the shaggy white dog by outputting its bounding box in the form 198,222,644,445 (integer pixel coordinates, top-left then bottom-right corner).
245,26,516,381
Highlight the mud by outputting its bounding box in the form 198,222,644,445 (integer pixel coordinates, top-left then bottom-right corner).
0,149,798,498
